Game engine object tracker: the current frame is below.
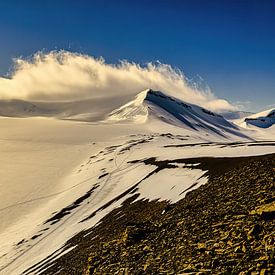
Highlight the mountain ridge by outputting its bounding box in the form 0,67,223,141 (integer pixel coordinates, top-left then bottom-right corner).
108,89,250,139
244,108,275,128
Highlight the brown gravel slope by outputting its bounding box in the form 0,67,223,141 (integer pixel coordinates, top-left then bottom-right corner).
37,154,274,275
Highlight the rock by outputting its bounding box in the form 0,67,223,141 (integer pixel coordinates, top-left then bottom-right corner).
143,263,148,271
143,245,151,252
227,240,233,246
212,243,220,249
180,264,197,273
250,201,275,220
211,258,219,269
256,255,269,261
260,269,268,275
234,246,243,253
197,243,206,251
260,211,275,220
248,224,262,238
221,232,230,240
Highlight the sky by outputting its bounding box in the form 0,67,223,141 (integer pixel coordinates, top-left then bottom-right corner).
0,0,274,112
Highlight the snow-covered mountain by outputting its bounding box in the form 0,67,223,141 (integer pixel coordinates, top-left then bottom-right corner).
108,89,250,140
220,110,254,120
0,99,40,117
0,89,274,274
243,108,275,128
0,97,126,121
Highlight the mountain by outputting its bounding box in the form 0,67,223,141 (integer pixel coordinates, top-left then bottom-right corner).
108,89,250,140
0,89,274,274
219,110,254,120
0,99,40,117
0,97,125,121
243,108,275,128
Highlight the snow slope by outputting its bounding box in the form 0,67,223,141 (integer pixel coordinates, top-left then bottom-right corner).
233,108,275,140
220,110,254,120
0,96,128,121
108,89,251,140
0,89,274,274
243,108,275,128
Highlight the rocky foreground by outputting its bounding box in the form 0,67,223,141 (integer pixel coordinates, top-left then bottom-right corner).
38,154,274,274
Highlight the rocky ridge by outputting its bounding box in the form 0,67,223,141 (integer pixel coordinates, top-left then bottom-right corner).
36,154,274,275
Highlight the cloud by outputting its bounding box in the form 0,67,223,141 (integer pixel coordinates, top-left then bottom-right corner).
0,51,236,112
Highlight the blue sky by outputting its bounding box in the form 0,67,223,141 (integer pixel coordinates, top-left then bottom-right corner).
0,0,274,111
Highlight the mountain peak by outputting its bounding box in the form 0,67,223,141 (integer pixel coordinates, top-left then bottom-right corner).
107,89,250,139
244,108,275,128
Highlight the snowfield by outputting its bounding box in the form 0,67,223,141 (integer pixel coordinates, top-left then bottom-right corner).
243,108,275,128
0,89,274,274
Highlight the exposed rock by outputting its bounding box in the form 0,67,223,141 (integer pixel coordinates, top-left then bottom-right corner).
37,154,274,274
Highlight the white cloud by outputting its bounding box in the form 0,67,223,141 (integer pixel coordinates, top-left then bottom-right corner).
0,51,236,112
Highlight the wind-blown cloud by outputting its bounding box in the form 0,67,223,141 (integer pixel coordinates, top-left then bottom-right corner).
0,51,236,112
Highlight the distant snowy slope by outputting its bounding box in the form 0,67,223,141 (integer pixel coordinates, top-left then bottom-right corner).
220,110,254,120
242,108,275,128
0,97,126,121
108,89,250,139
0,99,41,117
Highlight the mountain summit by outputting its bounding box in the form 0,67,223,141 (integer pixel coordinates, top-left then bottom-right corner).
244,108,275,128
108,89,248,139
